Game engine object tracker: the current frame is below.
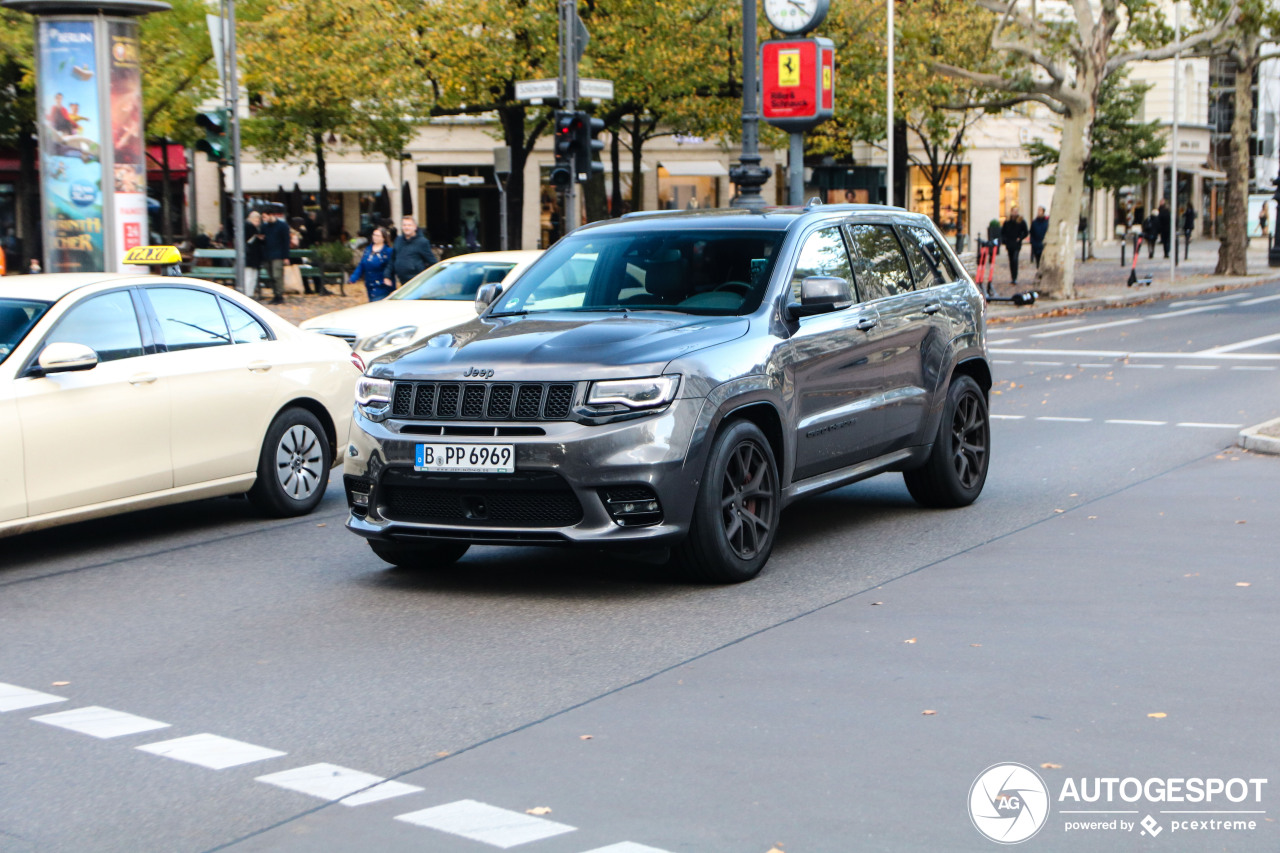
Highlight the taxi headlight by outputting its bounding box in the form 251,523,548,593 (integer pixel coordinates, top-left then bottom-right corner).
355,376,392,421
360,325,418,352
586,375,679,410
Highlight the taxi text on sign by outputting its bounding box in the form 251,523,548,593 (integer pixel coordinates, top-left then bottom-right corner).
761,38,835,132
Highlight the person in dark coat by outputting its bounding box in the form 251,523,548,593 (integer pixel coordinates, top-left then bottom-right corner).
1157,198,1172,259
349,226,394,302
986,218,1001,258
1142,210,1158,258
1029,206,1049,268
1181,203,1196,258
261,205,292,305
1001,207,1029,285
389,215,437,287
243,210,263,297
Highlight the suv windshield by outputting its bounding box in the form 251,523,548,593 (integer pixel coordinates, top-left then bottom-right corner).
490,229,785,316
0,298,51,366
390,260,518,301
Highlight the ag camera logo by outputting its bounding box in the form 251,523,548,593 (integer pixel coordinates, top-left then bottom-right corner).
970,762,1050,844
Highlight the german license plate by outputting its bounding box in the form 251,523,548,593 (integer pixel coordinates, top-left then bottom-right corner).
414,443,515,474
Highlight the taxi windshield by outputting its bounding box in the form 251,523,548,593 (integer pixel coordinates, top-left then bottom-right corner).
489,229,785,317
390,260,518,301
0,298,51,366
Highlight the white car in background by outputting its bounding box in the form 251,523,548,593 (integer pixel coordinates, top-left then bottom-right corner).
0,272,359,538
300,250,542,360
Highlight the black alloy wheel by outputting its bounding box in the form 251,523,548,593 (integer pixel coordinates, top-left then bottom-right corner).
720,440,777,560
903,374,990,508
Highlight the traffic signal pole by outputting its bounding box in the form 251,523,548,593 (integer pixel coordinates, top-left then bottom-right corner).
559,0,579,234
223,0,245,292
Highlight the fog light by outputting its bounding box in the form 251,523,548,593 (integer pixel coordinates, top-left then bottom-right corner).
352,491,370,507
344,476,374,518
600,487,663,527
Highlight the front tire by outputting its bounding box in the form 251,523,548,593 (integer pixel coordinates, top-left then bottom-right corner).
368,540,470,568
247,407,331,517
674,419,780,583
903,374,990,508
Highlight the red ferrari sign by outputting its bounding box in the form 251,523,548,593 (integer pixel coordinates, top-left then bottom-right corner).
761,37,834,132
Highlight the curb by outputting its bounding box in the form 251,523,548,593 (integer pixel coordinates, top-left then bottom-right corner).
1238,417,1280,456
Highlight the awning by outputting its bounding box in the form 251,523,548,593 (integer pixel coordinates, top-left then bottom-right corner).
658,160,729,177
1148,161,1227,180
228,162,395,193
146,143,187,178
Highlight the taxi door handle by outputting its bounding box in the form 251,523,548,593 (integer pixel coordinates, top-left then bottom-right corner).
247,361,273,373
128,373,158,385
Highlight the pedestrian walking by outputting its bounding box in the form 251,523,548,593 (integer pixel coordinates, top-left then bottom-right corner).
261,204,292,305
390,215,437,287
1181,203,1196,258
1029,206,1048,268
1142,210,1158,258
349,226,394,302
243,210,263,298
1157,198,1171,259
1260,204,1270,240
1001,206,1029,285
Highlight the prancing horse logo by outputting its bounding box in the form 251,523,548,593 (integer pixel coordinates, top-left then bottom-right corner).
464,366,494,378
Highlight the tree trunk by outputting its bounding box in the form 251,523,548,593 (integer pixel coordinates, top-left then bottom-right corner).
313,132,329,241
1216,47,1254,276
610,130,622,216
630,114,645,211
1037,102,1095,299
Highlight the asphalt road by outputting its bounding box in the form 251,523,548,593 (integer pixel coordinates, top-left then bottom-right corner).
3,282,1279,852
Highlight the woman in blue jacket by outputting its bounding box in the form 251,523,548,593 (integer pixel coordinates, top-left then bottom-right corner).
348,227,394,301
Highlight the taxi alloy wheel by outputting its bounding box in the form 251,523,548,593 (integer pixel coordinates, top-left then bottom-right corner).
249,407,331,517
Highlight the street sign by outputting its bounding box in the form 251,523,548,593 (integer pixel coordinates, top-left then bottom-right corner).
578,78,614,101
574,16,589,63
443,175,484,186
515,79,560,102
761,37,834,132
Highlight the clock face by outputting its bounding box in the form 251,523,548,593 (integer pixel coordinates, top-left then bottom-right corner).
763,0,828,35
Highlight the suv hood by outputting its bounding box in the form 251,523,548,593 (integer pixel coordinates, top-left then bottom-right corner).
369,312,749,381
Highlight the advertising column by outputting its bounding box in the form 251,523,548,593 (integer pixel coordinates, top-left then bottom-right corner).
109,20,147,265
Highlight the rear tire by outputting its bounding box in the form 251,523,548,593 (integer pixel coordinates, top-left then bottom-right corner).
248,407,331,517
903,374,990,508
368,539,470,568
673,419,780,583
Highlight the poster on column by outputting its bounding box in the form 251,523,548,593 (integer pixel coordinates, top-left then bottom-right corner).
37,20,104,272
109,20,147,271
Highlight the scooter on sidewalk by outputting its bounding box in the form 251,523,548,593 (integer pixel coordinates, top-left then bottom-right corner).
1127,235,1153,287
975,238,1038,306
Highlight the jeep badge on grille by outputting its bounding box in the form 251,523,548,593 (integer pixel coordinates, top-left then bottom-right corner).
464,367,495,378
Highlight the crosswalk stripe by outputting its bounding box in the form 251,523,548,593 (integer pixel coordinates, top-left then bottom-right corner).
396,799,576,848
0,682,66,713
257,762,423,805
137,733,286,770
32,706,170,739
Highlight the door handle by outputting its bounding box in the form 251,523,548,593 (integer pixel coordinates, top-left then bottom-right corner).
247,361,273,373
855,317,878,331
128,373,158,385
922,303,942,315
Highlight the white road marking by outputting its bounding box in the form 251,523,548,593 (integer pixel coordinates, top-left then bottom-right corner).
991,348,1129,358
1025,361,1064,366
1230,365,1277,371
991,414,1025,420
1174,365,1218,370
993,318,1084,334
1031,318,1143,338
989,337,1020,344
1197,332,1280,354
256,762,422,805
1123,364,1164,369
1177,422,1244,429
1240,293,1280,306
1037,416,1092,422
395,799,576,848
992,359,1016,364
1078,363,1113,369
0,682,66,713
1105,419,1167,426
1149,305,1230,320
32,706,169,739
137,733,286,769
580,844,676,853
991,348,1280,360
1168,293,1249,307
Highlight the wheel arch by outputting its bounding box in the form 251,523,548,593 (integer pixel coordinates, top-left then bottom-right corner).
272,396,339,463
950,357,992,397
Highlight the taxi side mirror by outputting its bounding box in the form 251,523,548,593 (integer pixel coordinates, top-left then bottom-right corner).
36,342,99,374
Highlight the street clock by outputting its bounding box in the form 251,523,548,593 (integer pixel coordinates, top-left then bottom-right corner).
763,0,829,35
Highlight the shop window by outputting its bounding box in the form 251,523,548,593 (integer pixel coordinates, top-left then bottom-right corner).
908,165,969,237
1000,165,1032,219
657,168,718,210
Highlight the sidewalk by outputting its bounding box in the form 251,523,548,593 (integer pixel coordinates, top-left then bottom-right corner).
982,237,1280,322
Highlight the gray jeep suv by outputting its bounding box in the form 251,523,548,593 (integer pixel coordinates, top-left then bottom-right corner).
344,204,990,582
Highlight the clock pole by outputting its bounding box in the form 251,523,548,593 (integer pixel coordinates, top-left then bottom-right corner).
730,0,771,210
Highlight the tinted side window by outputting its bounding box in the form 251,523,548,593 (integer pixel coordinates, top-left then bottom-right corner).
904,225,959,287
221,299,271,344
148,287,231,351
790,227,856,302
45,291,143,363
845,224,914,299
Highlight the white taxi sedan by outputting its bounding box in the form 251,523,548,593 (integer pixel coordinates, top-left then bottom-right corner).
300,250,541,359
0,271,359,538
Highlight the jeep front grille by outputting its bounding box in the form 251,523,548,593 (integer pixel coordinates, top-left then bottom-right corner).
390,381,579,421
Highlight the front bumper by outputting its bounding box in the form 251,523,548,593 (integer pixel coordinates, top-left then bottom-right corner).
343,395,707,547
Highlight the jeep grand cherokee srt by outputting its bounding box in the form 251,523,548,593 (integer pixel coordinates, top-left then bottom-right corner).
344,205,991,582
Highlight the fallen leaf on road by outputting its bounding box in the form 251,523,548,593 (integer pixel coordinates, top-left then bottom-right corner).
1088,516,1097,520
1054,509,1065,513
580,735,593,740
1064,374,1073,380
904,638,917,644
1236,582,1252,587
316,523,326,527
435,751,450,757
922,710,937,716
970,644,982,647
871,601,883,606
1041,763,1063,769
767,848,786,853
1069,493,1078,497
526,807,552,816
1235,520,1247,524
1147,712,1167,719
52,681,69,686
1184,573,1199,577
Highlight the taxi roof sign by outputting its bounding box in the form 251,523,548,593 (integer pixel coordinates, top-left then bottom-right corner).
123,245,183,266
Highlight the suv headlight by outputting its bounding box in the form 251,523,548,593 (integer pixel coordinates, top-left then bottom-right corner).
586,375,679,410
355,375,392,421
360,325,418,353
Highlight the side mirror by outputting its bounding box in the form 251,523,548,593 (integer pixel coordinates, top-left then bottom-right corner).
474,282,503,314
37,341,99,374
786,275,854,320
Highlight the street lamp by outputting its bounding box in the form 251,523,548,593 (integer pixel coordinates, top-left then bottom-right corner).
729,0,771,209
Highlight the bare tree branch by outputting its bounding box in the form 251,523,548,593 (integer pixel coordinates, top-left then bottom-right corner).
1106,5,1241,73
946,93,1069,115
